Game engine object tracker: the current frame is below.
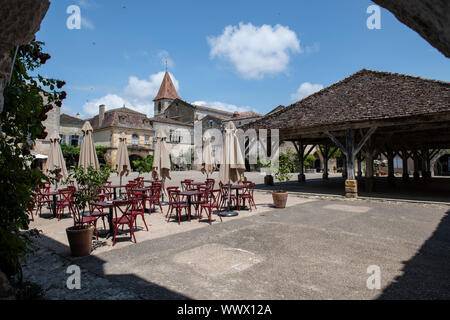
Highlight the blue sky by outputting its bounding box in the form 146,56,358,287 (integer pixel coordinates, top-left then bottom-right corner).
35,0,450,118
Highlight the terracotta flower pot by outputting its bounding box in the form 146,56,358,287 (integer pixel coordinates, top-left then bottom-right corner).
66,225,94,257
272,191,288,208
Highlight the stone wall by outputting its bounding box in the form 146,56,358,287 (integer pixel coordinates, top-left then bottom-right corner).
164,101,195,124
0,0,50,113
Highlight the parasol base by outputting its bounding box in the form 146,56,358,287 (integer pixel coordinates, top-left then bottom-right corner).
219,210,239,217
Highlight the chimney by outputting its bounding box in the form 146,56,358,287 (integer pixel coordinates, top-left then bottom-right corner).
99,104,105,127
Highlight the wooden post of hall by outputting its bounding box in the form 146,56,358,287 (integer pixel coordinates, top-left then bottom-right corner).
357,152,363,178
326,127,377,198
413,151,420,181
386,150,396,186
400,149,410,182
344,128,357,198
364,145,375,192
295,140,306,182
321,145,329,180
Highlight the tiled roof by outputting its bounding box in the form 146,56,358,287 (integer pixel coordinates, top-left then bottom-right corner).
153,72,180,101
89,107,154,131
224,111,263,121
60,113,85,125
191,103,234,117
246,69,450,130
149,117,193,127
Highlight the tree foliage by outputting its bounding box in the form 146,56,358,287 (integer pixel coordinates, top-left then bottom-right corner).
0,41,66,277
132,155,154,176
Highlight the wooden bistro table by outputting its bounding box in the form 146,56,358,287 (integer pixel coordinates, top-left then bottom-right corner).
179,190,201,220
44,191,59,218
109,184,125,200
191,182,206,187
94,200,131,239
231,185,246,210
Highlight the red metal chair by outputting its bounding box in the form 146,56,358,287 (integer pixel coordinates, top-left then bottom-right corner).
219,184,238,210
130,192,149,231
102,181,113,200
205,179,215,191
239,182,257,211
112,200,135,246
125,183,137,199
73,204,100,240
88,194,108,231
35,184,52,216
191,185,208,218
56,189,75,220
167,189,189,224
166,187,180,217
181,179,194,191
199,189,222,225
148,184,163,214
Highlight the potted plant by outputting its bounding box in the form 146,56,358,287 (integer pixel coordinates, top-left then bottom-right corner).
65,165,113,257
271,157,292,208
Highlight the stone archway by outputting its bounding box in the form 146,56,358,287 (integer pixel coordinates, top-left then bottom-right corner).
129,154,143,172
431,150,450,176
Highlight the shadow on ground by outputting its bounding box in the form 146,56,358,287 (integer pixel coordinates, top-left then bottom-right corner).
36,234,189,300
256,176,450,203
377,210,450,299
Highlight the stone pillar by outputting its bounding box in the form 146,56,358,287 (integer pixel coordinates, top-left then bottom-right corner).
345,179,358,198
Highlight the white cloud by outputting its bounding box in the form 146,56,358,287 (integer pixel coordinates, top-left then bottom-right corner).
208,22,301,80
290,82,323,101
193,100,254,113
304,42,320,54
81,17,95,30
61,104,75,116
82,72,179,117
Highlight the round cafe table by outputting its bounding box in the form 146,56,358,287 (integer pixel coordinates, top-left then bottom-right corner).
179,190,201,219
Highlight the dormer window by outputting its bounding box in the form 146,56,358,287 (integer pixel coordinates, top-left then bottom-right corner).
143,119,151,127
119,115,127,124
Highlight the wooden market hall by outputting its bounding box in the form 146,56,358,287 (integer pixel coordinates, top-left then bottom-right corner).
244,69,450,199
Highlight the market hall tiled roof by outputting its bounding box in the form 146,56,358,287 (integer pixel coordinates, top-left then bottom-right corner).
245,69,450,131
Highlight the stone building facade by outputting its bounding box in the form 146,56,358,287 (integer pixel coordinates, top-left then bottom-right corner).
89,105,155,170
59,113,84,146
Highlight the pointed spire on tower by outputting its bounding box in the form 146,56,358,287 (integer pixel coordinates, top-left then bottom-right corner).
153,71,180,101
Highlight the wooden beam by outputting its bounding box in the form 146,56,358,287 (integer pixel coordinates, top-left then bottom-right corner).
353,127,377,157
304,144,316,159
325,131,347,157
